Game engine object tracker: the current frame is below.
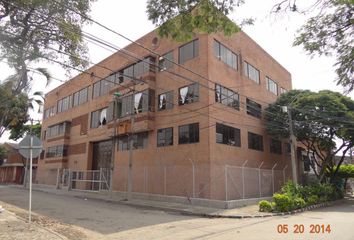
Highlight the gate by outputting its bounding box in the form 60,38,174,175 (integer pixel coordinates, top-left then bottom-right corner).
64,168,111,192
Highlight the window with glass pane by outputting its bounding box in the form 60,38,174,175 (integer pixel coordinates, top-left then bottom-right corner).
179,39,199,64
266,77,278,95
244,61,260,84
93,81,100,98
246,98,262,119
79,87,88,104
178,123,199,144
91,108,107,128
73,91,79,107
179,83,199,105
157,127,173,147
280,87,287,94
215,84,239,110
159,51,173,70
118,132,148,150
213,40,238,70
270,138,282,154
248,132,263,151
216,123,241,147
158,91,173,110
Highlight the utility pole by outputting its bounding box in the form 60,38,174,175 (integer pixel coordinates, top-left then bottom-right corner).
287,106,298,184
110,92,121,193
127,82,136,200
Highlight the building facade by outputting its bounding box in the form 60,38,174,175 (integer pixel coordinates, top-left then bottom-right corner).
38,30,295,201
0,143,37,184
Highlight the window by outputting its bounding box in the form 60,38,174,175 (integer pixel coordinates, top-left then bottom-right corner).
244,61,260,84
159,51,173,70
158,91,173,111
91,108,107,128
215,84,239,110
44,106,55,119
266,77,278,95
280,87,287,94
179,39,199,64
216,123,241,147
118,89,155,118
246,98,262,119
57,95,71,113
270,138,282,154
179,83,199,105
118,56,156,83
248,132,263,151
118,132,148,151
45,145,68,158
73,87,89,107
46,122,71,139
178,123,199,144
213,40,238,69
157,127,173,147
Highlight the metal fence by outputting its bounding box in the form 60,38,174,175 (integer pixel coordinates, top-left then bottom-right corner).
58,168,111,192
55,162,290,200
225,163,289,201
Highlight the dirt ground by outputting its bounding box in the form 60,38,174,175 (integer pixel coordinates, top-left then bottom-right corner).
0,202,87,240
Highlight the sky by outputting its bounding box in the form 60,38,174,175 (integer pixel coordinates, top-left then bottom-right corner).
0,0,353,143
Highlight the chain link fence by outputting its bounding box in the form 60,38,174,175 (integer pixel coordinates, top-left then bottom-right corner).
54,162,290,200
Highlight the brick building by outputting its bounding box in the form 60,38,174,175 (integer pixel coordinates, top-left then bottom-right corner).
0,143,37,184
38,30,299,203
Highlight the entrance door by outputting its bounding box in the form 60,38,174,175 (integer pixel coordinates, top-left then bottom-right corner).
92,140,113,190
92,140,113,170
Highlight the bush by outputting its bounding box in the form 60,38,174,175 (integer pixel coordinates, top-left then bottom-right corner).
273,193,294,212
259,200,272,212
306,195,319,205
281,181,302,198
294,197,306,209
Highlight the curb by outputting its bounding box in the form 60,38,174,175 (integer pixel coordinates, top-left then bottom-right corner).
8,185,345,220
204,199,345,219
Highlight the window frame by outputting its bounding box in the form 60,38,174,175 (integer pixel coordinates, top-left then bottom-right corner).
248,132,264,151
216,123,241,147
178,123,199,145
244,61,260,84
157,127,174,147
266,76,278,95
179,39,199,64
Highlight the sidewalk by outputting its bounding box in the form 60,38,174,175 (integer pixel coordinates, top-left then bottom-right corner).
11,184,268,218
0,207,65,240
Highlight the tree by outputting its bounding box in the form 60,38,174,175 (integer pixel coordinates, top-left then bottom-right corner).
265,90,354,182
0,144,7,165
292,0,354,93
9,122,41,141
0,82,29,138
336,164,354,191
146,0,353,91
147,0,247,42
0,0,95,93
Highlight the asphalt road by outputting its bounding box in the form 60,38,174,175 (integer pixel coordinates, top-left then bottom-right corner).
0,185,353,240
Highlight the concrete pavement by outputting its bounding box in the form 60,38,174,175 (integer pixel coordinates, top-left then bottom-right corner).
0,185,353,239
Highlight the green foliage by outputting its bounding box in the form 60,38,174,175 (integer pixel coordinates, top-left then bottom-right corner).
273,193,294,212
9,123,41,141
0,144,8,163
294,197,306,209
336,164,354,179
147,0,249,42
306,195,319,205
265,90,354,182
0,82,29,138
0,0,94,93
259,200,272,212
293,0,354,92
266,181,340,212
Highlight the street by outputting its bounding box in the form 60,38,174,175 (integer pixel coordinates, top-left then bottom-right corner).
0,185,353,240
